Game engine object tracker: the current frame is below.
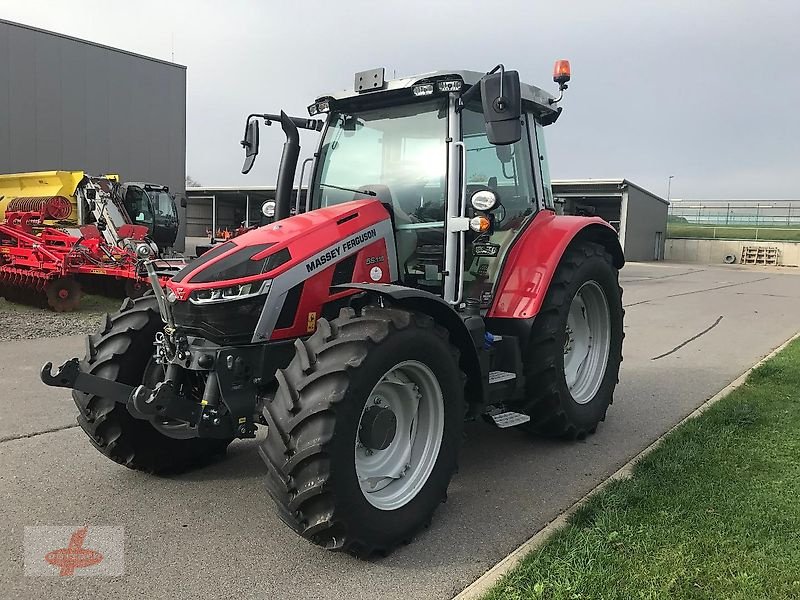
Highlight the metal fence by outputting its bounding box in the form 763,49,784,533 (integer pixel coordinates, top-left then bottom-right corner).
668,202,800,241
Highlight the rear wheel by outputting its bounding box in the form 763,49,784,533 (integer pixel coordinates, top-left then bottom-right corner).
258,306,463,556
523,241,623,438
73,296,231,473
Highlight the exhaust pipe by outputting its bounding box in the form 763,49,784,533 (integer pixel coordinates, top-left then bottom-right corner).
274,112,300,222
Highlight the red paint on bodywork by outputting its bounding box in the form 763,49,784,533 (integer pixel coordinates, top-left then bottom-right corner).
487,211,619,319
167,199,390,294
165,199,394,340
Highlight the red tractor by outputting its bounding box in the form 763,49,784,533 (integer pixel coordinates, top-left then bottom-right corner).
42,62,624,556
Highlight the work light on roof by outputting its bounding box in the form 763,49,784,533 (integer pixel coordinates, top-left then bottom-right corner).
436,80,463,92
306,100,331,117
412,84,434,97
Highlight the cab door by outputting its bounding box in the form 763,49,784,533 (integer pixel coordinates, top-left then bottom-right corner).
459,104,539,307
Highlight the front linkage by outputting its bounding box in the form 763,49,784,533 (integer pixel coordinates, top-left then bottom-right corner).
40,272,286,442
41,342,263,441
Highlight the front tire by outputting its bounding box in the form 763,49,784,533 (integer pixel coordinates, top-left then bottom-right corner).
73,296,231,473
523,241,624,439
259,306,464,557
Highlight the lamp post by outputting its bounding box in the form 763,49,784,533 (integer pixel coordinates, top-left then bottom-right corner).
667,175,675,203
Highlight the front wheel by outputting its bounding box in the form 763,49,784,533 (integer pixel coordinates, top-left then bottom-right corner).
523,241,624,439
73,296,231,473
258,306,464,557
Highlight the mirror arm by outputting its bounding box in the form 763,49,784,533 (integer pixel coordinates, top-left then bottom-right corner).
242,112,324,149
456,64,506,113
495,64,505,109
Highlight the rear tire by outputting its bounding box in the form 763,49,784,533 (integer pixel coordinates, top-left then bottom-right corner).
258,306,463,557
73,296,231,474
523,241,623,439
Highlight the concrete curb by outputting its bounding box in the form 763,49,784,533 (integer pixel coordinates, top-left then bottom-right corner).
452,330,800,600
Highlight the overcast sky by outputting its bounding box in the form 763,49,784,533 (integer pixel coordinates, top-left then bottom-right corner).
2,0,798,199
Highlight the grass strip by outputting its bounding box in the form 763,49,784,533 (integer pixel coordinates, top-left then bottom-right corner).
483,339,800,600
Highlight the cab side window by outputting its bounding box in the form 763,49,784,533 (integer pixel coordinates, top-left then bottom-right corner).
462,106,536,229
124,188,153,226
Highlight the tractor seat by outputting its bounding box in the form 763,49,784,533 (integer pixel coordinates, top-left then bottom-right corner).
357,184,418,275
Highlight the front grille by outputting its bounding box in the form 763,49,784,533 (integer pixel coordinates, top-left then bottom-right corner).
172,294,266,345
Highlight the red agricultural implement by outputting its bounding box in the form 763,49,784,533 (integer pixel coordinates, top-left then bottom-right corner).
0,172,183,310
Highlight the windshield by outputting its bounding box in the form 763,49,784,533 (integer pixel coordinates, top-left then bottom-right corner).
147,190,177,219
311,99,448,221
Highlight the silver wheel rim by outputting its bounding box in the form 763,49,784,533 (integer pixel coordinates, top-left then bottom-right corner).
563,281,611,405
355,360,444,511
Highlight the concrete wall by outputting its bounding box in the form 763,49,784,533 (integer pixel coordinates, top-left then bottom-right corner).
666,238,800,266
620,185,669,261
0,19,187,249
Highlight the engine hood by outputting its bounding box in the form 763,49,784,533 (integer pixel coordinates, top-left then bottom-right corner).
166,199,391,301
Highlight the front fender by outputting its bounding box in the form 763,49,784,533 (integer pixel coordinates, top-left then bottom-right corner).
487,211,623,320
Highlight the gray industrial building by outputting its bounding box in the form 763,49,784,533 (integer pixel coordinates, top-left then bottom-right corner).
185,186,303,238
0,18,187,249
187,179,668,262
552,179,668,261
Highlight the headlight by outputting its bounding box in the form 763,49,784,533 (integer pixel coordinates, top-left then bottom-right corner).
189,280,271,305
471,189,499,211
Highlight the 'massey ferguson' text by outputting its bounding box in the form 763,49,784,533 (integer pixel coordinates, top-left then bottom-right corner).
305,229,377,273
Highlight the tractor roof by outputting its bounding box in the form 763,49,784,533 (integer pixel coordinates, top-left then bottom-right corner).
316,69,561,122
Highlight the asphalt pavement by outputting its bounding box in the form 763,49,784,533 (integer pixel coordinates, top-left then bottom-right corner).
3,262,800,599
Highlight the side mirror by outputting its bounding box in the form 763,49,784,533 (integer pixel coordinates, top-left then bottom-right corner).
480,69,521,146
180,195,187,208
241,119,260,174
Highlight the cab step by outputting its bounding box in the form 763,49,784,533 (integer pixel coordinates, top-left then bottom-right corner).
488,370,516,384
487,410,530,428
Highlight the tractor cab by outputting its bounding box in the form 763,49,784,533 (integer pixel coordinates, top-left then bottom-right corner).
120,182,180,250
242,65,566,309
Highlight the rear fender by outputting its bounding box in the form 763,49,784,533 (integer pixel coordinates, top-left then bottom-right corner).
334,283,484,412
487,212,623,320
